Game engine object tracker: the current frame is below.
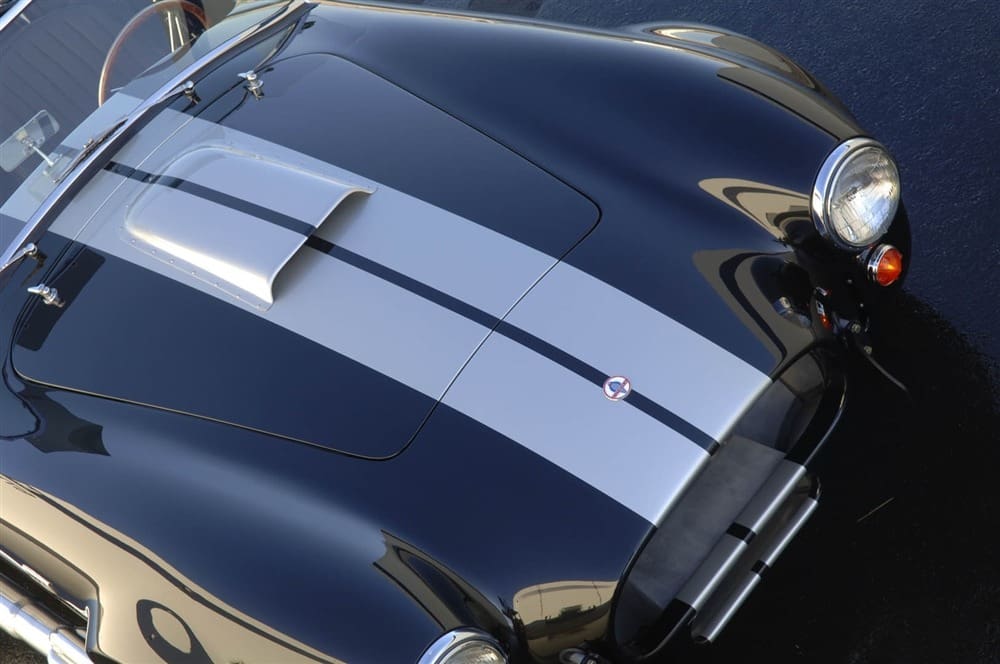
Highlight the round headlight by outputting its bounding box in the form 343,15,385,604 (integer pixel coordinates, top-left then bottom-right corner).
439,642,506,664
811,138,900,249
419,629,507,664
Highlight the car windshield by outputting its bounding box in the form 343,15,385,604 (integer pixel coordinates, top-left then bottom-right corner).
0,0,289,256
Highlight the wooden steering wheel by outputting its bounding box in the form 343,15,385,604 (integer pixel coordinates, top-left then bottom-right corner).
98,0,209,106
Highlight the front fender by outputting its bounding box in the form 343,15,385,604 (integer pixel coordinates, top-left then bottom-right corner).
624,21,859,131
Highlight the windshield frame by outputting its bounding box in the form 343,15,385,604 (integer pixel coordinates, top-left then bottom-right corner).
0,0,310,284
0,0,34,32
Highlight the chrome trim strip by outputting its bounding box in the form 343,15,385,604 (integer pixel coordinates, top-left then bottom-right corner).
0,0,33,32
418,628,506,664
0,575,92,664
810,136,892,250
0,0,312,284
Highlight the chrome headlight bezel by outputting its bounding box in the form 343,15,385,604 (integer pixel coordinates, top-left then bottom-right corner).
418,628,507,664
811,137,900,251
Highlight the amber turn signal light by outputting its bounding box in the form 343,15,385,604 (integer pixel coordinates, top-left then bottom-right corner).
866,244,904,286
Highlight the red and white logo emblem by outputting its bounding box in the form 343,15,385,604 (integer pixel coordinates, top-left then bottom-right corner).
603,376,632,401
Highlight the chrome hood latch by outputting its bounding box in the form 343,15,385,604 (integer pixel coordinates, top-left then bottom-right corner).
27,283,64,308
238,70,264,100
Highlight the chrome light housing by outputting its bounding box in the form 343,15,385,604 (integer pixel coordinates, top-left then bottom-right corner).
418,628,507,664
811,138,900,250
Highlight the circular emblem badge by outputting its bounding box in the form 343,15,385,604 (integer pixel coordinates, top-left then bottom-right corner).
603,376,632,401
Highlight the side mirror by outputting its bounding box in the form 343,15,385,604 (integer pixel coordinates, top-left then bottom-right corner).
0,110,60,172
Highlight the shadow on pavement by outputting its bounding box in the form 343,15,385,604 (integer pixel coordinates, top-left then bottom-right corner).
662,290,1000,663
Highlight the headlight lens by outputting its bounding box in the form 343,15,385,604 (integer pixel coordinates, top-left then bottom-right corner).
418,629,507,664
812,138,900,249
439,642,506,664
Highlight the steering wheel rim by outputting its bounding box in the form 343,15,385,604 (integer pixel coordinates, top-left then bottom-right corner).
98,0,209,106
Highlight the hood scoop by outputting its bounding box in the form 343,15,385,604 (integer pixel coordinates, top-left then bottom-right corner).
123,146,375,310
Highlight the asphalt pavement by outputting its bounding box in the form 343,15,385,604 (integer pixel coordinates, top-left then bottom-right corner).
3,1,999,663
0,632,38,664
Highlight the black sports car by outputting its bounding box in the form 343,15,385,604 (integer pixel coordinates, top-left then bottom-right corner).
0,1,909,662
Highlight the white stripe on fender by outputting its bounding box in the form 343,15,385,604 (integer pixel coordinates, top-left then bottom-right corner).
504,263,770,441
443,333,710,524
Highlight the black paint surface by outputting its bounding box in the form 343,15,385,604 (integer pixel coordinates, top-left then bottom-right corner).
392,1,1000,663
3,1,998,663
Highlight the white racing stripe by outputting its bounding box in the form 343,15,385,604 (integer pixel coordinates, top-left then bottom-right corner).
103,108,770,442
504,263,771,441
121,146,374,309
103,109,557,320
6,96,773,524
443,333,710,524
32,102,770,438
74,187,492,402
63,175,710,522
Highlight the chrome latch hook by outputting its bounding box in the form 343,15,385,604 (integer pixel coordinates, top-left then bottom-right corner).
182,80,200,105
27,283,64,308
238,70,264,100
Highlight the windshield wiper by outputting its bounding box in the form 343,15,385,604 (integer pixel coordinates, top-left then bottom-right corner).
0,242,37,274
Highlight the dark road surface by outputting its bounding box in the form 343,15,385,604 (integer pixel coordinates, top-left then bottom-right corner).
3,1,998,662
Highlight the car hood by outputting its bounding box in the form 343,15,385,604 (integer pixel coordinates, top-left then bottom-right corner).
302,2,862,374
5,0,844,573
8,0,854,462
7,49,599,460
0,4,862,662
